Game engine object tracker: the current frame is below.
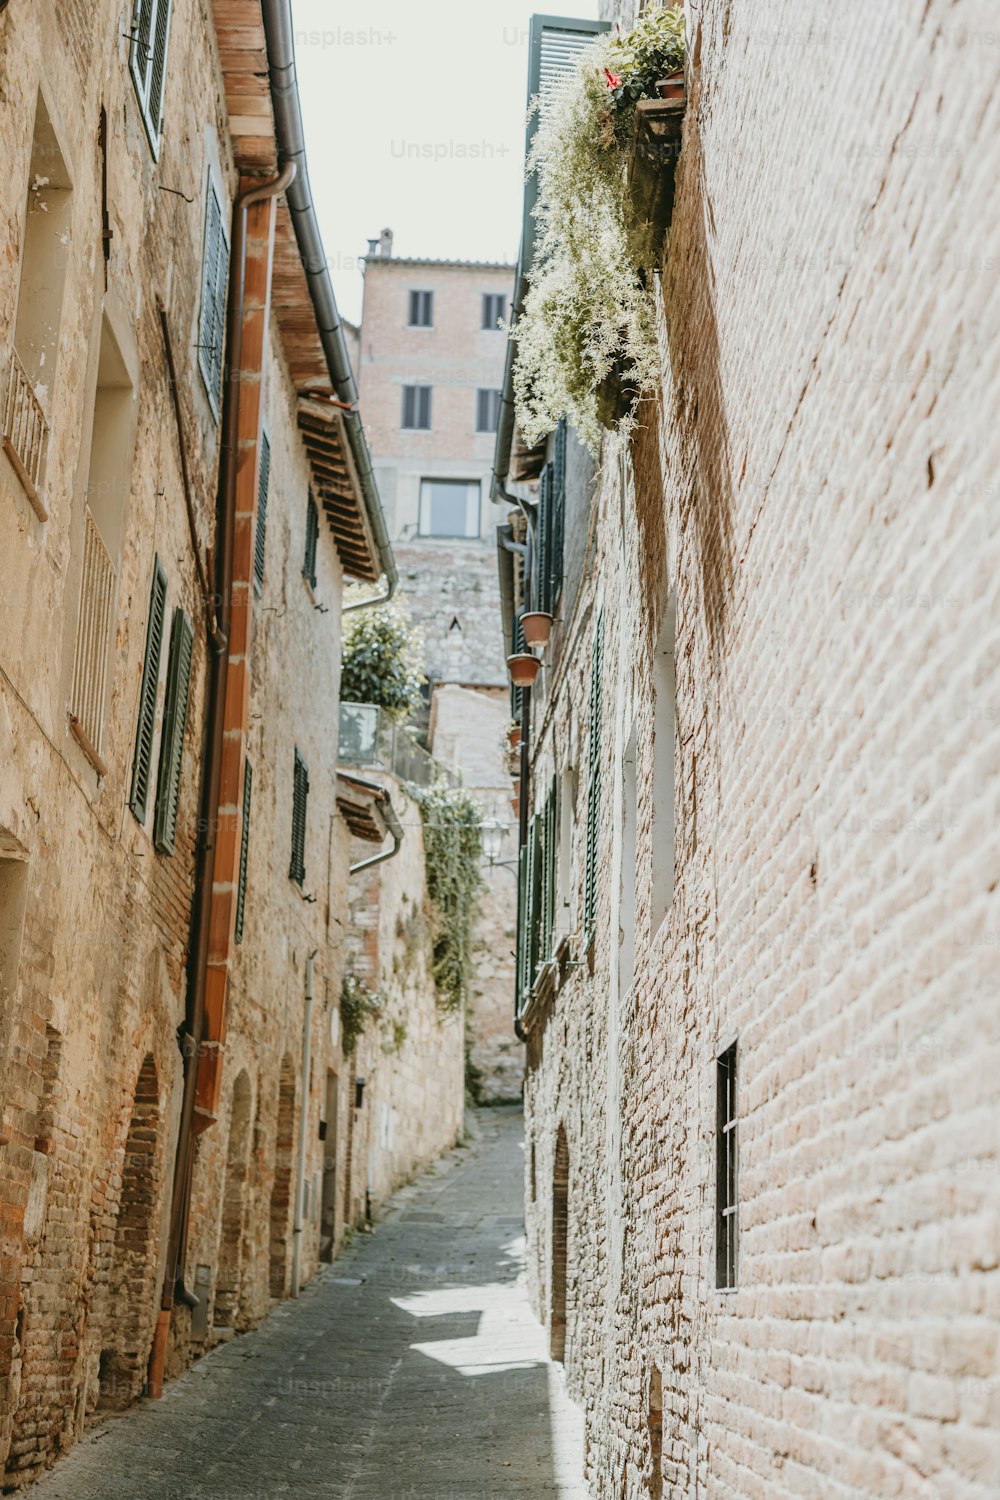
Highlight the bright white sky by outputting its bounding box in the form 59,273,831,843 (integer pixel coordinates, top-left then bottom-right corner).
292,0,599,325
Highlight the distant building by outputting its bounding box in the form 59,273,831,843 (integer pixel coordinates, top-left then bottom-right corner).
359,239,523,1100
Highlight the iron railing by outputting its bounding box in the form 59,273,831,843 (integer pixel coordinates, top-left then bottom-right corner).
71,509,117,756
338,703,458,789
3,347,48,495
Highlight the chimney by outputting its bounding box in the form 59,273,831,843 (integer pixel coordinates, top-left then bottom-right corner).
379,227,393,258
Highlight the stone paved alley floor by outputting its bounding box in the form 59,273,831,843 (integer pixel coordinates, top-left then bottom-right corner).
26,1107,586,1500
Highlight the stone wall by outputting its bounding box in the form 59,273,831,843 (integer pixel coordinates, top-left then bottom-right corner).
519,2,1000,1497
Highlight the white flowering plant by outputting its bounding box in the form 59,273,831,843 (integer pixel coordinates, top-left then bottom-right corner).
511,7,686,453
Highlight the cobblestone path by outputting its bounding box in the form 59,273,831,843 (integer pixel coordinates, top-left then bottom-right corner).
26,1107,586,1499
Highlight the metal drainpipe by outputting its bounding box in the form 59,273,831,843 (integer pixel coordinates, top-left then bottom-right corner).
147,161,296,1401
290,949,318,1298
348,789,404,875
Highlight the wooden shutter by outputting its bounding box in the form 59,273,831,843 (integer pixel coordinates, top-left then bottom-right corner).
254,432,270,591
524,815,540,996
129,557,168,824
516,839,530,1013
153,608,194,855
147,0,172,141
584,608,605,942
541,776,557,966
129,0,172,148
536,463,552,613
235,758,252,944
551,420,567,608
198,179,228,416
290,748,308,884
303,490,319,589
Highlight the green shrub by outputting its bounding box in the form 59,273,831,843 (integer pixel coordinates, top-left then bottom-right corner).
409,783,483,1014
340,602,424,722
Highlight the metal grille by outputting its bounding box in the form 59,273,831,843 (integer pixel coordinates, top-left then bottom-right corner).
71,510,117,757
716,1042,738,1290
3,347,48,493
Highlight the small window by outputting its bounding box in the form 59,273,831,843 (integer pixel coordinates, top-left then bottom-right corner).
401,385,432,431
476,388,501,434
129,0,173,153
290,748,309,885
303,490,319,590
418,479,480,538
253,432,270,593
408,290,433,327
716,1042,738,1291
198,177,229,418
482,292,506,330
235,759,252,944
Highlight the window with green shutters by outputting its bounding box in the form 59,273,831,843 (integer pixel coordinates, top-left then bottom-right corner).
303,490,319,590
198,178,229,418
536,420,567,615
235,758,252,944
129,0,173,154
253,432,270,592
129,558,168,825
583,608,605,944
153,608,194,855
540,777,557,969
290,748,308,885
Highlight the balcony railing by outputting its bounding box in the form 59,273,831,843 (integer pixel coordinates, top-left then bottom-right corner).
3,347,49,518
338,703,458,789
70,508,117,768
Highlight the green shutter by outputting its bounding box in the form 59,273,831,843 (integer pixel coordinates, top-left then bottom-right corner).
303,490,318,590
541,776,557,966
584,608,605,943
235,758,252,944
198,180,228,416
153,608,194,855
516,839,529,1014
525,815,540,995
551,420,566,609
129,557,168,825
254,432,271,592
536,463,552,614
290,748,308,884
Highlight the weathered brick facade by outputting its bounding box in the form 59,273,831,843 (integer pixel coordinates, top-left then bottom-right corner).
509,2,1000,1496
0,0,464,1483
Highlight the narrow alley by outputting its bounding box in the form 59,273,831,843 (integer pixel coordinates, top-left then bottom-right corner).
23,1110,585,1500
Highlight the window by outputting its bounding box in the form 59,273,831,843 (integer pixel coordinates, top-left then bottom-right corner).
4,93,73,507
536,421,566,614
651,592,676,929
198,177,229,418
70,318,134,769
290,749,309,885
129,558,168,824
555,766,576,933
128,0,173,152
482,292,506,330
716,1042,738,1290
153,608,194,855
401,385,431,431
254,432,270,592
583,609,605,943
418,479,480,538
476,388,501,434
408,290,433,327
235,759,252,944
303,490,319,590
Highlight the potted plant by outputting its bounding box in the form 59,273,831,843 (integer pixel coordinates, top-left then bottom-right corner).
507,721,521,750
507,652,541,688
520,611,554,649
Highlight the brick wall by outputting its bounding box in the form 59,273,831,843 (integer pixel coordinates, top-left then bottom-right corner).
520,2,1000,1496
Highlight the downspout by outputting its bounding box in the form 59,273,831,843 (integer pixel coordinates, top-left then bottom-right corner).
260,0,396,606
147,161,295,1400
290,949,318,1298
348,790,404,875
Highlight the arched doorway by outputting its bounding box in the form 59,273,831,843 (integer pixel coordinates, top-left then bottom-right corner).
550,1124,569,1362
268,1056,296,1297
97,1053,161,1410
214,1070,252,1330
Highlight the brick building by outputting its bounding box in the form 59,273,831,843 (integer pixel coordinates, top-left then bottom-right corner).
0,0,462,1483
498,5,1000,1498
358,243,523,1101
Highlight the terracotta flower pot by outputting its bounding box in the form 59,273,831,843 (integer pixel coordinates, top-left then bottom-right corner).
520,611,554,649
657,70,686,104
507,723,521,749
510,795,520,819
507,652,541,688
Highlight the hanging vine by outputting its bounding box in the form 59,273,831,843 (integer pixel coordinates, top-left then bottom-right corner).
409,783,484,1014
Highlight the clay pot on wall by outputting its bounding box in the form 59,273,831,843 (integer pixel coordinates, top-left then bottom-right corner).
657,70,685,103
507,653,541,688
507,723,522,750
520,612,553,649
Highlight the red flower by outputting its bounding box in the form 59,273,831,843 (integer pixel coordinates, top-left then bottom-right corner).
604,68,622,89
